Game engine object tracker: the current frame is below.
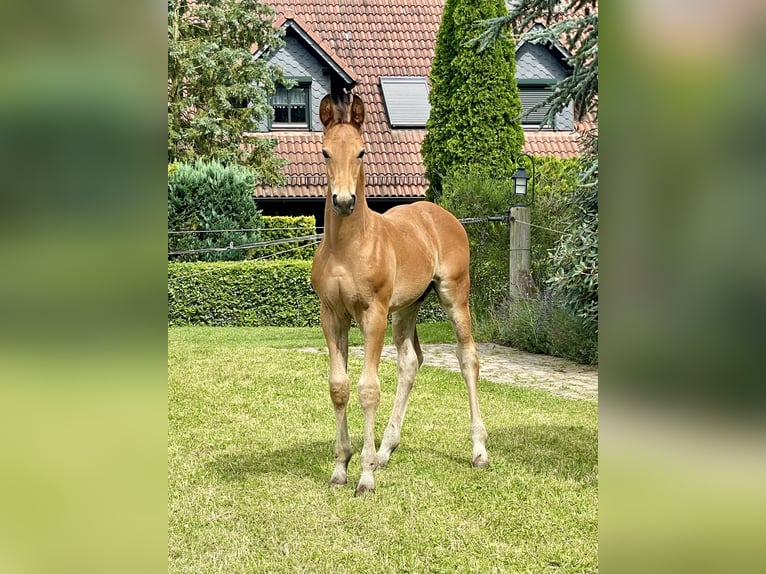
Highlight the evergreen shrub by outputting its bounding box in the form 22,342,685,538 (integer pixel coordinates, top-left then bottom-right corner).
168,160,262,262
423,0,523,200
547,184,598,332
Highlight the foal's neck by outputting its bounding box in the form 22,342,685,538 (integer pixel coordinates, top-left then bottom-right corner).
323,172,373,247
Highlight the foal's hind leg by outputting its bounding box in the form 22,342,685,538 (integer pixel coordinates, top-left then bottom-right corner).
378,304,422,467
436,278,489,467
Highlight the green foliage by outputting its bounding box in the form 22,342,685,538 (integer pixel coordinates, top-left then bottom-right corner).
498,297,548,354
440,168,511,316
529,157,580,286
422,0,459,199
168,159,262,262
544,303,598,364
167,0,286,182
169,260,319,327
496,295,597,365
168,261,447,327
249,215,318,260
547,181,598,332
434,1,598,359
475,1,599,330
439,158,578,316
423,0,524,200
438,158,595,363
475,0,598,130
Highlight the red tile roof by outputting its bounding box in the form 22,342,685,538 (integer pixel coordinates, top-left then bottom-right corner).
273,14,360,84
256,0,589,200
524,129,587,158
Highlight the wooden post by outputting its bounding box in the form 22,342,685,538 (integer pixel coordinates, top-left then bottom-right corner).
509,206,532,299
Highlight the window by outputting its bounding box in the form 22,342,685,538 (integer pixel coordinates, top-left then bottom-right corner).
380,77,430,128
519,84,555,128
271,81,310,129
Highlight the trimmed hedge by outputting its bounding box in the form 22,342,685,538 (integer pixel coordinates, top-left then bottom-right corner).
168,260,446,327
169,260,319,327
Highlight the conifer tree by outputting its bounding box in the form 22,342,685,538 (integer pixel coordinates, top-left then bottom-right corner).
422,0,524,200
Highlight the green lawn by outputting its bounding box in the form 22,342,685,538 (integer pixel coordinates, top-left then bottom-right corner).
168,326,597,573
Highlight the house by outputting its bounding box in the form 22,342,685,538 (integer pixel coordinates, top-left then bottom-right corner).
251,0,587,225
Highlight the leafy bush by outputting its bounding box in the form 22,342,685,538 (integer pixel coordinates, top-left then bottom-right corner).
168,261,447,327
248,215,318,260
547,180,598,332
496,297,549,355
529,157,579,287
440,168,511,320
545,304,598,365
168,159,262,262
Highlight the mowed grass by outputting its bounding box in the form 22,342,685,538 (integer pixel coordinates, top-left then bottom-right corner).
168,326,597,573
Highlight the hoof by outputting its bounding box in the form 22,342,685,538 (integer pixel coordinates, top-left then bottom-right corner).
472,454,490,468
354,483,375,496
329,469,348,487
354,471,375,496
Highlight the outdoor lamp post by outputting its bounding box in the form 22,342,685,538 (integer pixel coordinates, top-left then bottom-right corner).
509,154,535,298
512,165,529,197
510,153,534,207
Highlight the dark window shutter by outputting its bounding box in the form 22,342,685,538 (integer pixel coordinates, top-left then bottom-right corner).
520,87,554,127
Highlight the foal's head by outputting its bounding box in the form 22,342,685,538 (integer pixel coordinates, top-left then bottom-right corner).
319,94,366,217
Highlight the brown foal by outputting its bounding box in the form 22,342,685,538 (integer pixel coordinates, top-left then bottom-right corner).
311,94,488,495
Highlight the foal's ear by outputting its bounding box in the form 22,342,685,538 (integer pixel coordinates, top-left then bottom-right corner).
350,95,365,130
319,95,337,129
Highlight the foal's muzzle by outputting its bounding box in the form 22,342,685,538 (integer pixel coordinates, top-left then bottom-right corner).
332,193,357,216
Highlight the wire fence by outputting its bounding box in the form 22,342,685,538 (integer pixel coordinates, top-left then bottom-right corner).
168,234,323,257
167,216,569,259
168,240,323,283
168,226,323,235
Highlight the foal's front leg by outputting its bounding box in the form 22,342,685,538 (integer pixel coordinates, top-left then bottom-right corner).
355,305,387,495
321,305,351,486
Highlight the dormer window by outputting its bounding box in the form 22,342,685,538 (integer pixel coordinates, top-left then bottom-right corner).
518,79,557,129
380,76,430,129
271,79,311,130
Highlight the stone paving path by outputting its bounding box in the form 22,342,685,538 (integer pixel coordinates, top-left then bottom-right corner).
304,343,598,401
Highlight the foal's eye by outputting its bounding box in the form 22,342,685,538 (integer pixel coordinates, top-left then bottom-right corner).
357,150,365,159
322,149,330,159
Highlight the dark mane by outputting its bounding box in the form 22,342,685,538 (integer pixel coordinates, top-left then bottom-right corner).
332,93,353,123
